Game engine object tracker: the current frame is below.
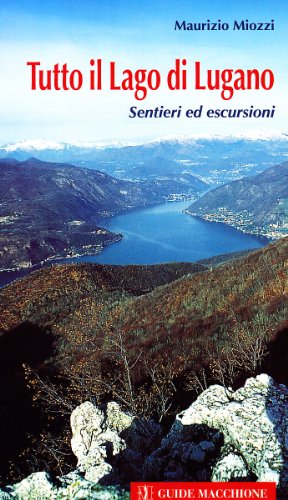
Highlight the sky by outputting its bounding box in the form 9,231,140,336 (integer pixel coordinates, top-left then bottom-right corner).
0,0,287,144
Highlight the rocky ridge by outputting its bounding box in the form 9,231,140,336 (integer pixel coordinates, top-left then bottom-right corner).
1,374,287,499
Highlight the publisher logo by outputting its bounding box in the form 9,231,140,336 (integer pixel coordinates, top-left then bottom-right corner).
130,482,276,500
137,484,154,500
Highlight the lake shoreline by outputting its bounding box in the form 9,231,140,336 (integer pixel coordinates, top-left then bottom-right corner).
0,201,267,289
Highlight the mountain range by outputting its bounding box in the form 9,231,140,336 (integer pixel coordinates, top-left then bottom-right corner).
2,134,288,185
1,144,288,271
0,157,206,270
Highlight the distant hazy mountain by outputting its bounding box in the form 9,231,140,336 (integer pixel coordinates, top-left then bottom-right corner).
187,161,288,240
2,134,288,184
0,158,206,270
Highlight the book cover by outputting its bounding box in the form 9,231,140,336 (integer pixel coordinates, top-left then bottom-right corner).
0,1,287,499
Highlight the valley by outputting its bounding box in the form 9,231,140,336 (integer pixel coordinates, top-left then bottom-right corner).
0,157,206,271
2,134,288,275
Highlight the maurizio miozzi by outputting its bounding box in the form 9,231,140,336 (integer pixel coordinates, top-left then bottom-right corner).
174,19,275,31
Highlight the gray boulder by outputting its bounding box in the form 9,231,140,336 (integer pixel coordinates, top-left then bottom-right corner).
71,401,125,483
0,471,128,499
70,400,161,484
211,451,251,481
3,472,56,499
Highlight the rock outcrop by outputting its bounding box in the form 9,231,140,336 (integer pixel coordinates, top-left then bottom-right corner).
143,374,288,492
0,471,129,499
166,373,288,490
71,400,161,485
142,422,223,481
1,374,288,498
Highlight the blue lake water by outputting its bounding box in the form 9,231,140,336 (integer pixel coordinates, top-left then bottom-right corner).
0,201,266,288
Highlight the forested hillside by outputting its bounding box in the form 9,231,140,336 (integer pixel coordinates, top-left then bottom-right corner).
0,240,287,483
